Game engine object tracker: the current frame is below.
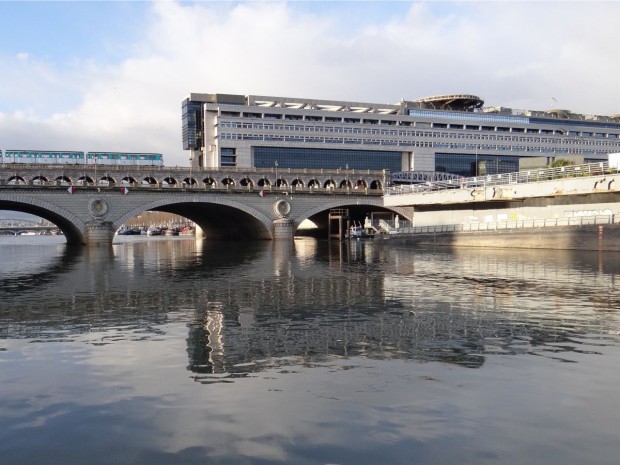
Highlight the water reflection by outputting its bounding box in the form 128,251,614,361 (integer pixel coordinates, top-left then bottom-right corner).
1,238,618,374
1,237,620,465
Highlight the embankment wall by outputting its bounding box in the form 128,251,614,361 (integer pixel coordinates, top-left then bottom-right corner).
382,224,620,251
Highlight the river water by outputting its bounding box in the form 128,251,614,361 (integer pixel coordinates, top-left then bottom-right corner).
0,235,619,465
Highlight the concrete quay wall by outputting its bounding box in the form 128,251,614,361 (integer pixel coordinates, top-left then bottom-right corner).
385,172,620,209
382,223,620,252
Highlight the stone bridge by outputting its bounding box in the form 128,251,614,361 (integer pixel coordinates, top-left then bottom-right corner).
0,165,412,246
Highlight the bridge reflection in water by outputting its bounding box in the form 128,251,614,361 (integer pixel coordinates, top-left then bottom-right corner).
1,237,618,379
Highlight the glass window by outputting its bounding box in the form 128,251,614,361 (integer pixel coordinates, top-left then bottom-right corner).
253,147,400,171
435,153,520,176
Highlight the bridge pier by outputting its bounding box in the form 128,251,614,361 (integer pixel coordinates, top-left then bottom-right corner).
85,222,116,247
273,218,295,241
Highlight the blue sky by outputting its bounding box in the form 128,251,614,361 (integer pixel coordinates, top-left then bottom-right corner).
1,1,619,166
0,2,146,66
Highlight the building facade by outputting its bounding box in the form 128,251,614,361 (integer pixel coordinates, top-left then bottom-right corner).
182,93,620,177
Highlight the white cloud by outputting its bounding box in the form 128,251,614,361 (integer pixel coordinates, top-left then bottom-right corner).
0,1,618,166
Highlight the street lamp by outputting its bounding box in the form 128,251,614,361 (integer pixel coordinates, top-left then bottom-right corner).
275,160,278,187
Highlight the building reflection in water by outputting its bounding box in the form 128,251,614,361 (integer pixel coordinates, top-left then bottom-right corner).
1,238,618,378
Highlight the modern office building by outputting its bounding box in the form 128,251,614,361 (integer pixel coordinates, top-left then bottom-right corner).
182,93,620,177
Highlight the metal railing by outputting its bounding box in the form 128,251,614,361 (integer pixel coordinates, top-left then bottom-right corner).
386,162,617,195
389,214,619,235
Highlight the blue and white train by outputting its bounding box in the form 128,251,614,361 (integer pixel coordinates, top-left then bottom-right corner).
0,150,164,166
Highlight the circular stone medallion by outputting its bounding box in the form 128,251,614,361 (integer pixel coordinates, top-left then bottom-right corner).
88,198,109,218
273,199,291,218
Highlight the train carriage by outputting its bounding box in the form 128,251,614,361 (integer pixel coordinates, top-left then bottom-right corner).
1,150,164,166
86,152,164,166
2,150,86,164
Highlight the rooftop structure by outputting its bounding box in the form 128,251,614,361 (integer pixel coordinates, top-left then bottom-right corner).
182,93,620,177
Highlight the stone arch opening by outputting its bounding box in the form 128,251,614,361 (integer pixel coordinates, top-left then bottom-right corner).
257,178,270,187
324,179,336,189
370,179,382,189
276,178,287,188
142,176,157,186
0,197,86,245
308,179,320,189
99,175,116,186
297,201,405,238
183,177,197,186
291,178,304,188
222,177,235,187
203,177,216,187
240,177,254,188
77,176,93,186
121,176,137,185
33,175,49,185
339,179,353,189
355,179,368,190
162,176,178,187
117,199,273,241
55,175,72,185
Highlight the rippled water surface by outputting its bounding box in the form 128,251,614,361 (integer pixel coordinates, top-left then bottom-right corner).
1,236,619,465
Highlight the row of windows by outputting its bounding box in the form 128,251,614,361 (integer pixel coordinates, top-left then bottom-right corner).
219,110,400,125
218,121,620,143
217,133,611,155
410,109,530,125
213,111,620,138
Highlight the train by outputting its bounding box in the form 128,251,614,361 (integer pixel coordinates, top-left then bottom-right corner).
0,150,164,166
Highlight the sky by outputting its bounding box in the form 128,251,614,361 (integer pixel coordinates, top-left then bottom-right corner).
1,0,619,167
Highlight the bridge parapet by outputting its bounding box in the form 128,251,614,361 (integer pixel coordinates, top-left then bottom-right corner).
0,164,388,192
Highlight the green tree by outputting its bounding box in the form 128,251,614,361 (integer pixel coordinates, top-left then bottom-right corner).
549,159,575,168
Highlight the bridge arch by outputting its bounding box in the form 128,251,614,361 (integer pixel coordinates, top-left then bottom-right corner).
295,198,411,236
115,196,274,240
0,194,87,244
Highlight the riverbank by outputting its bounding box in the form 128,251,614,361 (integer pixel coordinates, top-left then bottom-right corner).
379,223,620,251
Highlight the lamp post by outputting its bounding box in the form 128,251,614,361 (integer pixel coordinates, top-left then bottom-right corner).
189,154,193,187
275,160,278,187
